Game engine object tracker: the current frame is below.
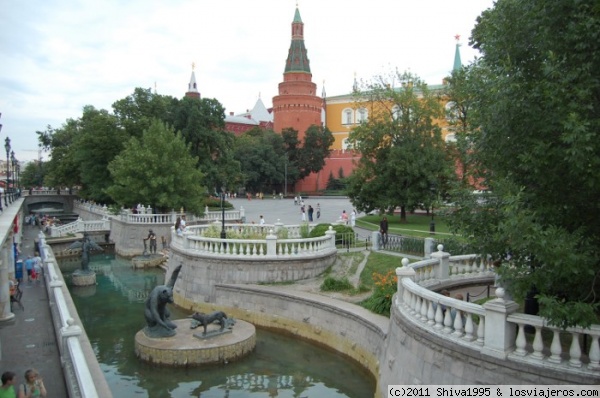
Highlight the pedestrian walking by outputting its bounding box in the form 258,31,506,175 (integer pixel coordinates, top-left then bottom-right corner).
341,210,349,225
18,369,46,398
350,209,356,227
379,216,389,245
316,203,321,219
301,206,306,222
0,371,17,398
308,205,314,222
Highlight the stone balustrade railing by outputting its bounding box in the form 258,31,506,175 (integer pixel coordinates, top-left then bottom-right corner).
50,217,111,237
73,201,243,225
38,232,109,398
171,226,336,259
183,223,308,239
396,252,600,380
410,246,495,286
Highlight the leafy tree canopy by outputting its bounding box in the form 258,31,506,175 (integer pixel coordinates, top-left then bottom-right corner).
282,125,334,187
449,0,600,327
233,128,286,193
106,120,206,214
346,70,453,219
19,161,46,188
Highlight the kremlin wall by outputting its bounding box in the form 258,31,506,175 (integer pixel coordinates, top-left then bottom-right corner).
186,6,460,194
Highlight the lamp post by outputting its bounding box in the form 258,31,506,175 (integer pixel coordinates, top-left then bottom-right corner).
10,150,15,197
429,184,436,235
4,137,10,206
220,188,227,240
284,154,288,198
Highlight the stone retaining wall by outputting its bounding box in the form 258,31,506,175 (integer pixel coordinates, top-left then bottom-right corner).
378,302,598,389
168,247,336,302
173,283,387,397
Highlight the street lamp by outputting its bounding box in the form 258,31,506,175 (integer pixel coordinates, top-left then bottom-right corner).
4,137,10,206
10,150,15,195
220,188,227,240
429,184,436,235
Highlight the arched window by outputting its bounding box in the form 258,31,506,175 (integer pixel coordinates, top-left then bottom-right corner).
445,101,458,122
392,105,401,120
356,108,368,123
445,133,457,143
342,108,353,125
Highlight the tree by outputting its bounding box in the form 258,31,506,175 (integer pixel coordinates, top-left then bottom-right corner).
106,120,206,214
171,97,242,192
346,70,453,220
281,125,334,188
233,128,286,193
36,122,81,189
72,106,127,202
449,0,600,327
19,161,46,188
112,87,176,139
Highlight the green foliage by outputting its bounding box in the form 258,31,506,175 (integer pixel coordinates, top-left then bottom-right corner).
172,97,242,192
361,270,397,316
446,0,600,327
20,161,45,188
106,120,206,214
320,276,353,292
281,125,335,187
203,197,234,210
233,128,286,193
299,222,310,238
347,70,454,220
72,106,127,202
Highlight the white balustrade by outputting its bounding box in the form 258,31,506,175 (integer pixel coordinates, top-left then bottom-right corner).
396,254,600,379
507,313,600,371
38,233,102,397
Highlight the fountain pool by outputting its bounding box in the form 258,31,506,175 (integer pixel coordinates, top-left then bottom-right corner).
63,255,376,397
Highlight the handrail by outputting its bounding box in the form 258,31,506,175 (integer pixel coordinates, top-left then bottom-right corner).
39,233,108,398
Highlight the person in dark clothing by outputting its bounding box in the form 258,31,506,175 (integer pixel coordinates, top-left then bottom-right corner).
379,216,389,245
308,205,314,222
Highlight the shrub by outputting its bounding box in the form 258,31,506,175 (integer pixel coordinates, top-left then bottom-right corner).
362,269,397,316
321,277,354,292
203,197,234,210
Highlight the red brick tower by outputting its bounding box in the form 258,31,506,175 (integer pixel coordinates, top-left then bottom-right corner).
272,7,322,141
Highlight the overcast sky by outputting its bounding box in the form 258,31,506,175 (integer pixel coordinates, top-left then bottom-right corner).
1,0,495,163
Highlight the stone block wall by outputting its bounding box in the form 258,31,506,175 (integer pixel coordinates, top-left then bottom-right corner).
173,284,387,397
168,248,336,302
378,303,599,389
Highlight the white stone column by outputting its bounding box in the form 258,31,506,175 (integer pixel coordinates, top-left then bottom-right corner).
372,231,381,251
395,258,414,306
424,237,435,258
481,288,519,359
325,227,336,250
430,244,450,279
266,230,277,256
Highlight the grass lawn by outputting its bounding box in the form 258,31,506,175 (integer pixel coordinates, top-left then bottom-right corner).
359,252,405,290
356,213,453,238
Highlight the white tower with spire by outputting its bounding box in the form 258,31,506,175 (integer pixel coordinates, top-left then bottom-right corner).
186,62,200,99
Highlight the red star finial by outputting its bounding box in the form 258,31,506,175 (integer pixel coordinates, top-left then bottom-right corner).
455,34,461,41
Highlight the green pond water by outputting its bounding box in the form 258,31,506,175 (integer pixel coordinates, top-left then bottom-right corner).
63,255,376,398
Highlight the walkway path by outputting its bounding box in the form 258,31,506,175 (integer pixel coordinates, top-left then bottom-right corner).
0,224,68,397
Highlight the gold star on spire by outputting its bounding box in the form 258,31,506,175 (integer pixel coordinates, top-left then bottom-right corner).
454,34,460,41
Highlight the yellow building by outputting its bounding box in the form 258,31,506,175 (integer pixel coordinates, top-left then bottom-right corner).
322,39,463,150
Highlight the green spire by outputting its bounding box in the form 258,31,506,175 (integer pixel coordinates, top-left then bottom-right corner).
284,7,311,74
293,7,302,23
453,35,462,71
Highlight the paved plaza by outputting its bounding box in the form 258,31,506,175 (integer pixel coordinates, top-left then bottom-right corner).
226,196,367,233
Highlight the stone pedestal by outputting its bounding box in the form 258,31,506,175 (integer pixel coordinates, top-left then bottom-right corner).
71,270,96,286
135,318,256,366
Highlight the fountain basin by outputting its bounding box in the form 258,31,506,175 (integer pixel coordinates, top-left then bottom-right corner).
134,318,256,366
